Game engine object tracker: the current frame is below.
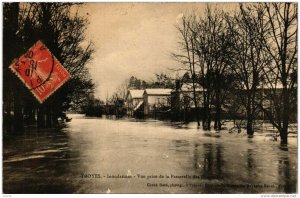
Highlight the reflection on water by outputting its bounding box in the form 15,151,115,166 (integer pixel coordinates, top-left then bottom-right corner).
278,156,292,193
3,115,297,193
247,149,255,176
201,143,223,180
247,149,254,169
3,127,82,193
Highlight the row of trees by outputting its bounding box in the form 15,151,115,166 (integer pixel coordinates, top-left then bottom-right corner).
174,3,297,146
3,3,94,133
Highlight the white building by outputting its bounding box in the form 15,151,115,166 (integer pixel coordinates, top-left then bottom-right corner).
143,89,172,115
126,90,144,116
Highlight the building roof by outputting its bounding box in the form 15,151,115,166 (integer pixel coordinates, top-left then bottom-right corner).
180,83,203,92
239,83,285,90
128,89,144,99
144,88,172,96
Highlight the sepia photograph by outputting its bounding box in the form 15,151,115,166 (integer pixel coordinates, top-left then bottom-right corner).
2,2,298,194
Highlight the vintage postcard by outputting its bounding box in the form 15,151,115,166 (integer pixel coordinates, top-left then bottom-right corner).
2,2,298,195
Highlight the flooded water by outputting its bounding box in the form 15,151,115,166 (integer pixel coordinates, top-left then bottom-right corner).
3,114,297,193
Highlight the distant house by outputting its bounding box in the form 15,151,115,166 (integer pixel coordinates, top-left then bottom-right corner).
171,83,204,110
170,82,205,121
126,89,144,116
179,83,204,108
143,89,172,116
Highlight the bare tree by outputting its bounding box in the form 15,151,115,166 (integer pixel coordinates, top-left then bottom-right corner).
173,6,236,130
226,4,268,137
193,6,234,130
173,14,201,127
115,78,130,101
259,3,297,147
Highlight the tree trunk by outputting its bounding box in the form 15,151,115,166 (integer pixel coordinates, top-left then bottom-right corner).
52,111,59,125
203,93,211,130
203,105,211,130
280,86,290,149
280,127,288,144
245,91,255,137
193,102,200,127
37,107,46,128
246,115,254,137
3,100,13,133
13,84,24,133
207,110,211,130
214,106,221,131
202,98,207,128
191,80,200,127
29,108,36,124
46,109,53,128
214,91,222,131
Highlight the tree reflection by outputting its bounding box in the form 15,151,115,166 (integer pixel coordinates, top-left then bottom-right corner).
278,156,293,193
193,143,224,179
247,149,255,177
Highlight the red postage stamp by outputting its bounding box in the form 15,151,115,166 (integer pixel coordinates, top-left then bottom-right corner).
9,40,71,103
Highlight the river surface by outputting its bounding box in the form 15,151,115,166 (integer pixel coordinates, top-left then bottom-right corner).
3,114,297,193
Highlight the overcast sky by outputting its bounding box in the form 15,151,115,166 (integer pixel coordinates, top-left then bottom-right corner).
80,3,237,100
